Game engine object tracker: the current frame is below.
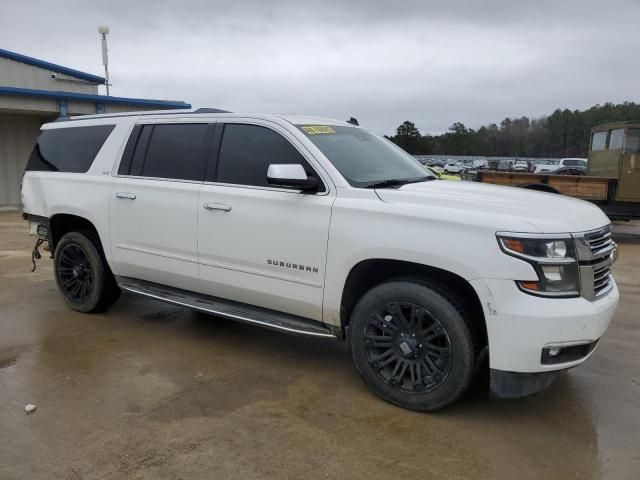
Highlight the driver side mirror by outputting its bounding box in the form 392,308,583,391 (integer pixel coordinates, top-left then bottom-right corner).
266,164,319,192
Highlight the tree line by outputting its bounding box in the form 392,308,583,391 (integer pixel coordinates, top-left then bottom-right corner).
387,102,640,158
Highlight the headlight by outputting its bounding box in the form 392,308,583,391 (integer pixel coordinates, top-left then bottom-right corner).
497,234,580,298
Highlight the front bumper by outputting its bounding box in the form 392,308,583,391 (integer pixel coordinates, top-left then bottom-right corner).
470,277,619,373
489,369,557,399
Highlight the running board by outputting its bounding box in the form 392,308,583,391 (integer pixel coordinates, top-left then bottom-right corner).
115,276,337,339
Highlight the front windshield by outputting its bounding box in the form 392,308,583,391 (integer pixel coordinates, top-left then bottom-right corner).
297,125,432,187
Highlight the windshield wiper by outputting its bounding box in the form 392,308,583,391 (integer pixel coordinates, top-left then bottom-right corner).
364,176,435,189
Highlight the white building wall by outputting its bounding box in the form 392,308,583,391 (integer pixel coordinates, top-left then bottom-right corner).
0,94,58,115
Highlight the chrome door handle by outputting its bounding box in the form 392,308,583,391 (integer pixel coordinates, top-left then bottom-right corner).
115,192,136,200
203,202,232,212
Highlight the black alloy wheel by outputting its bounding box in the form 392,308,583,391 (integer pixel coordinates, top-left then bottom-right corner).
54,230,121,312
364,302,453,393
57,244,94,303
349,280,475,411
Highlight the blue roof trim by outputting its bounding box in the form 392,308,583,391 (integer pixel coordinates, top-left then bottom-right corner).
0,48,106,84
0,86,191,109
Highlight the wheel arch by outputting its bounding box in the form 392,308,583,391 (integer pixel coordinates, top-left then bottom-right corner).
518,183,560,194
49,213,103,252
340,258,487,348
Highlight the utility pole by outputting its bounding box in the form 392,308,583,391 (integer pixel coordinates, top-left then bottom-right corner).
98,25,111,95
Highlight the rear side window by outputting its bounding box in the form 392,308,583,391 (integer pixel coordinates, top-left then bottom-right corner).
591,132,607,151
119,124,209,181
26,125,115,173
216,124,318,187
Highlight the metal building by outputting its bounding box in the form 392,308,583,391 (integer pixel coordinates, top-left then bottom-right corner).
0,48,191,208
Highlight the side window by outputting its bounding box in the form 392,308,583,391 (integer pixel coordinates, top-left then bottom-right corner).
564,159,578,166
215,124,320,188
591,132,607,151
608,129,624,150
26,125,115,173
124,124,208,181
129,126,154,176
624,129,640,154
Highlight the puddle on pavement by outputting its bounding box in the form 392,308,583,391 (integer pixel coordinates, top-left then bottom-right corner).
0,356,18,369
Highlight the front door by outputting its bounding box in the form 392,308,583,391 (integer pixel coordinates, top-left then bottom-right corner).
110,122,211,291
618,128,640,202
197,121,334,321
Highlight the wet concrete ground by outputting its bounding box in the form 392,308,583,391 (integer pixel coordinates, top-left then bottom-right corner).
1,211,638,479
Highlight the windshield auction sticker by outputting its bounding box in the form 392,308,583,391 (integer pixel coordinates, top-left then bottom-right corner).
302,126,336,135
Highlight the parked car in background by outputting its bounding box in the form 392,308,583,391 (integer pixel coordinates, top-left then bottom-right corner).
425,165,461,180
552,166,587,175
443,162,464,174
513,161,529,172
533,163,556,173
557,158,588,170
496,160,512,171
534,159,587,174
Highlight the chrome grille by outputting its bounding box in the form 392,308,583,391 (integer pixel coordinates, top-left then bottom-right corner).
585,228,615,257
573,225,616,301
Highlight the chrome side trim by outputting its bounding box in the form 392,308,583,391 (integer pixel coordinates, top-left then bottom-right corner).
116,244,199,264
198,258,322,288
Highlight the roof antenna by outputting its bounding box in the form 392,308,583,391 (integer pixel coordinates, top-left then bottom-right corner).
347,117,359,126
98,25,111,95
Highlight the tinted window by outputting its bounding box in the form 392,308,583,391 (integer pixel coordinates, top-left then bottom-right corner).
140,124,208,181
118,125,142,175
128,125,153,176
216,124,317,187
26,125,115,173
609,128,624,150
591,132,607,151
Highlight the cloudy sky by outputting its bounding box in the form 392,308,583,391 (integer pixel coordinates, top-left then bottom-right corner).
1,0,638,135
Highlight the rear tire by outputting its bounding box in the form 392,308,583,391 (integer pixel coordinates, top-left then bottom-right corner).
54,230,120,313
349,279,475,411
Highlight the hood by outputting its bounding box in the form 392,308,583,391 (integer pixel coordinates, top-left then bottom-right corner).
375,180,610,234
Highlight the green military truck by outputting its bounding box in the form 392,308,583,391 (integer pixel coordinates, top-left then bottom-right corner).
473,121,640,219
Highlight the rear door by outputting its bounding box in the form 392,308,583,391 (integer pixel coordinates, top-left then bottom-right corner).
197,120,334,321
110,121,212,291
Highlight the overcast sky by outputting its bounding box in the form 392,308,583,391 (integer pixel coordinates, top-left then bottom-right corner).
1,0,638,135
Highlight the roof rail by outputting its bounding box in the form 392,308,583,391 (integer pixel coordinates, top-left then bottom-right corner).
59,107,232,122
193,108,230,113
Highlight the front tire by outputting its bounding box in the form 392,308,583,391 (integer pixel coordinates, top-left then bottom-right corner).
54,231,120,313
349,279,475,411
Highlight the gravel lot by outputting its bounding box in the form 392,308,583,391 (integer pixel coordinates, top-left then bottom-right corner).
1,212,639,479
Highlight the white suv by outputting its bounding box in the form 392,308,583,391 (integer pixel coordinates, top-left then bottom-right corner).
443,162,464,174
21,109,619,411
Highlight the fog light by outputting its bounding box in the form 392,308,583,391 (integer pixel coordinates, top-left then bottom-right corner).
548,347,563,357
